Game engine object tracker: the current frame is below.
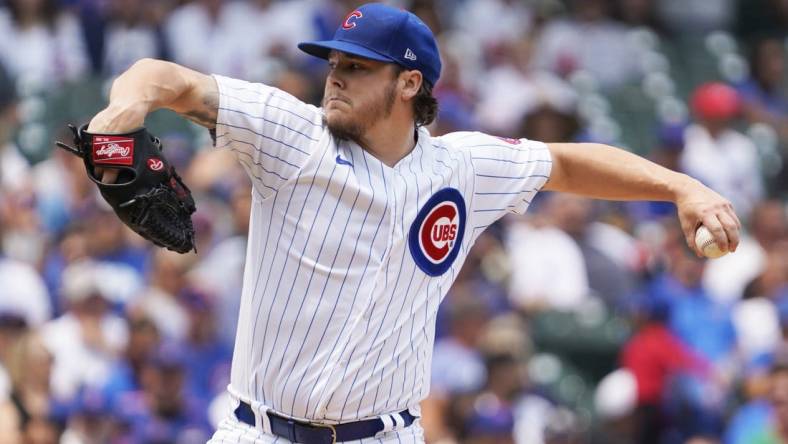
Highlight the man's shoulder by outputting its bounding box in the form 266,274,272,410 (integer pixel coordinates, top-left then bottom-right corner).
430,130,496,149
213,74,325,124
434,130,538,151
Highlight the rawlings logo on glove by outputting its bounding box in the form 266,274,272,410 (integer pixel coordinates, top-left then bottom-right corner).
56,124,197,254
93,137,134,164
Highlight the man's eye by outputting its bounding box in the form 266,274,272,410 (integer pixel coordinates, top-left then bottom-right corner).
350,63,362,70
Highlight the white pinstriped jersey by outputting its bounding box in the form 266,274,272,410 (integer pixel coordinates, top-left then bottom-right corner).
212,74,552,424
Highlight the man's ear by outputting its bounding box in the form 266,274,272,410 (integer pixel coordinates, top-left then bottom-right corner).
400,70,423,101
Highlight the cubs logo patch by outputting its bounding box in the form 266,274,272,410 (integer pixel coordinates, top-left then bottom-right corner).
408,188,466,276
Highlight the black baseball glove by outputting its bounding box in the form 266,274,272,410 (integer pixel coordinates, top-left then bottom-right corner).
56,124,197,253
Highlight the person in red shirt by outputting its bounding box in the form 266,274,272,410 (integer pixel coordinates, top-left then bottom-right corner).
621,294,708,444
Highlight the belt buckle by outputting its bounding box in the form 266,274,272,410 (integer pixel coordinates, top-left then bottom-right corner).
312,422,337,444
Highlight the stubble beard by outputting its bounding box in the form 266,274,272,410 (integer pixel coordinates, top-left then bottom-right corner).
324,80,398,143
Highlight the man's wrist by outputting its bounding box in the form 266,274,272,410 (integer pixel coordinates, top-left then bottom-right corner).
667,173,699,203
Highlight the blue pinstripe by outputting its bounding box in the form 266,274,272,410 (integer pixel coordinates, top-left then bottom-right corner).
471,156,552,165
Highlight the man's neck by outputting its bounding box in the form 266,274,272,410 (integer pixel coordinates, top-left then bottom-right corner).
355,119,418,168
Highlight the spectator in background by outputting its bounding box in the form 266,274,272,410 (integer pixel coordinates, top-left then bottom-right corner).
613,0,662,31
41,260,128,403
102,0,169,76
101,314,161,413
736,37,788,144
517,103,581,144
726,348,788,444
680,82,764,220
450,0,533,55
165,0,316,82
621,291,706,444
164,0,254,78
129,343,212,442
734,36,788,192
0,185,47,266
431,296,489,397
648,225,736,439
0,251,51,328
507,193,638,311
0,0,89,90
191,179,251,349
655,0,735,34
244,0,321,64
131,249,195,342
464,380,517,444
0,61,27,192
653,225,738,368
505,201,590,312
431,42,478,136
531,0,642,89
60,387,117,444
425,295,490,442
5,332,61,443
703,199,786,305
177,288,231,407
736,0,788,41
475,37,577,135
593,368,639,444
32,126,105,236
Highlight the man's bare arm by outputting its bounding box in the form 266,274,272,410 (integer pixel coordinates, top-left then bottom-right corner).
88,58,218,133
86,59,219,182
543,142,741,255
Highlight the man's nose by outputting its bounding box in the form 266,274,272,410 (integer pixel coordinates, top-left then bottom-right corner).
327,70,344,89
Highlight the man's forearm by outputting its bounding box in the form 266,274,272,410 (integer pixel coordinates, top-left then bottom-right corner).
108,58,193,115
90,59,218,133
543,142,696,202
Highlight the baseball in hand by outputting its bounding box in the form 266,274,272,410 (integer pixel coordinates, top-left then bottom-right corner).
694,225,728,259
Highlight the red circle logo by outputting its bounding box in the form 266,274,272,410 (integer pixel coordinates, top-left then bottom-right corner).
418,202,460,264
147,158,164,171
409,188,466,276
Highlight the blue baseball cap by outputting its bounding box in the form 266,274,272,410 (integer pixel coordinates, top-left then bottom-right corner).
298,3,441,87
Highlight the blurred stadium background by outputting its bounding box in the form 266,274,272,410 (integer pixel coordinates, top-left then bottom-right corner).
0,0,787,443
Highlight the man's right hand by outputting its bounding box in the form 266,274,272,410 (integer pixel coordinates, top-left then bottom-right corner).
88,101,149,183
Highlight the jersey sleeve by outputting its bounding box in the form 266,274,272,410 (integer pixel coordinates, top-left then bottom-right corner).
461,132,552,220
212,74,325,198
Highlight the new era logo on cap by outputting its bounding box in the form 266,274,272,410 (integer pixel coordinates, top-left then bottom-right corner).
404,48,417,61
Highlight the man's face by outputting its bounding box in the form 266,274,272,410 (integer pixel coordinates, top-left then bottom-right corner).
323,51,400,141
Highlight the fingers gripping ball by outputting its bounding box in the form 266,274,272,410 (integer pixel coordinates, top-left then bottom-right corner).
56,124,197,253
695,225,728,259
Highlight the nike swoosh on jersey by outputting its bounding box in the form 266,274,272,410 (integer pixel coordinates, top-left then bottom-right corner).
335,154,353,166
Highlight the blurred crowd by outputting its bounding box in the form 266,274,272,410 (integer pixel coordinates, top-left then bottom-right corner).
0,0,787,443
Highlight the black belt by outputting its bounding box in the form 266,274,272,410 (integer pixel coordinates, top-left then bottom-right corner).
234,401,415,443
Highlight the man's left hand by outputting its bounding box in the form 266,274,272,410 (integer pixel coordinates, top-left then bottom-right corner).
674,178,741,257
